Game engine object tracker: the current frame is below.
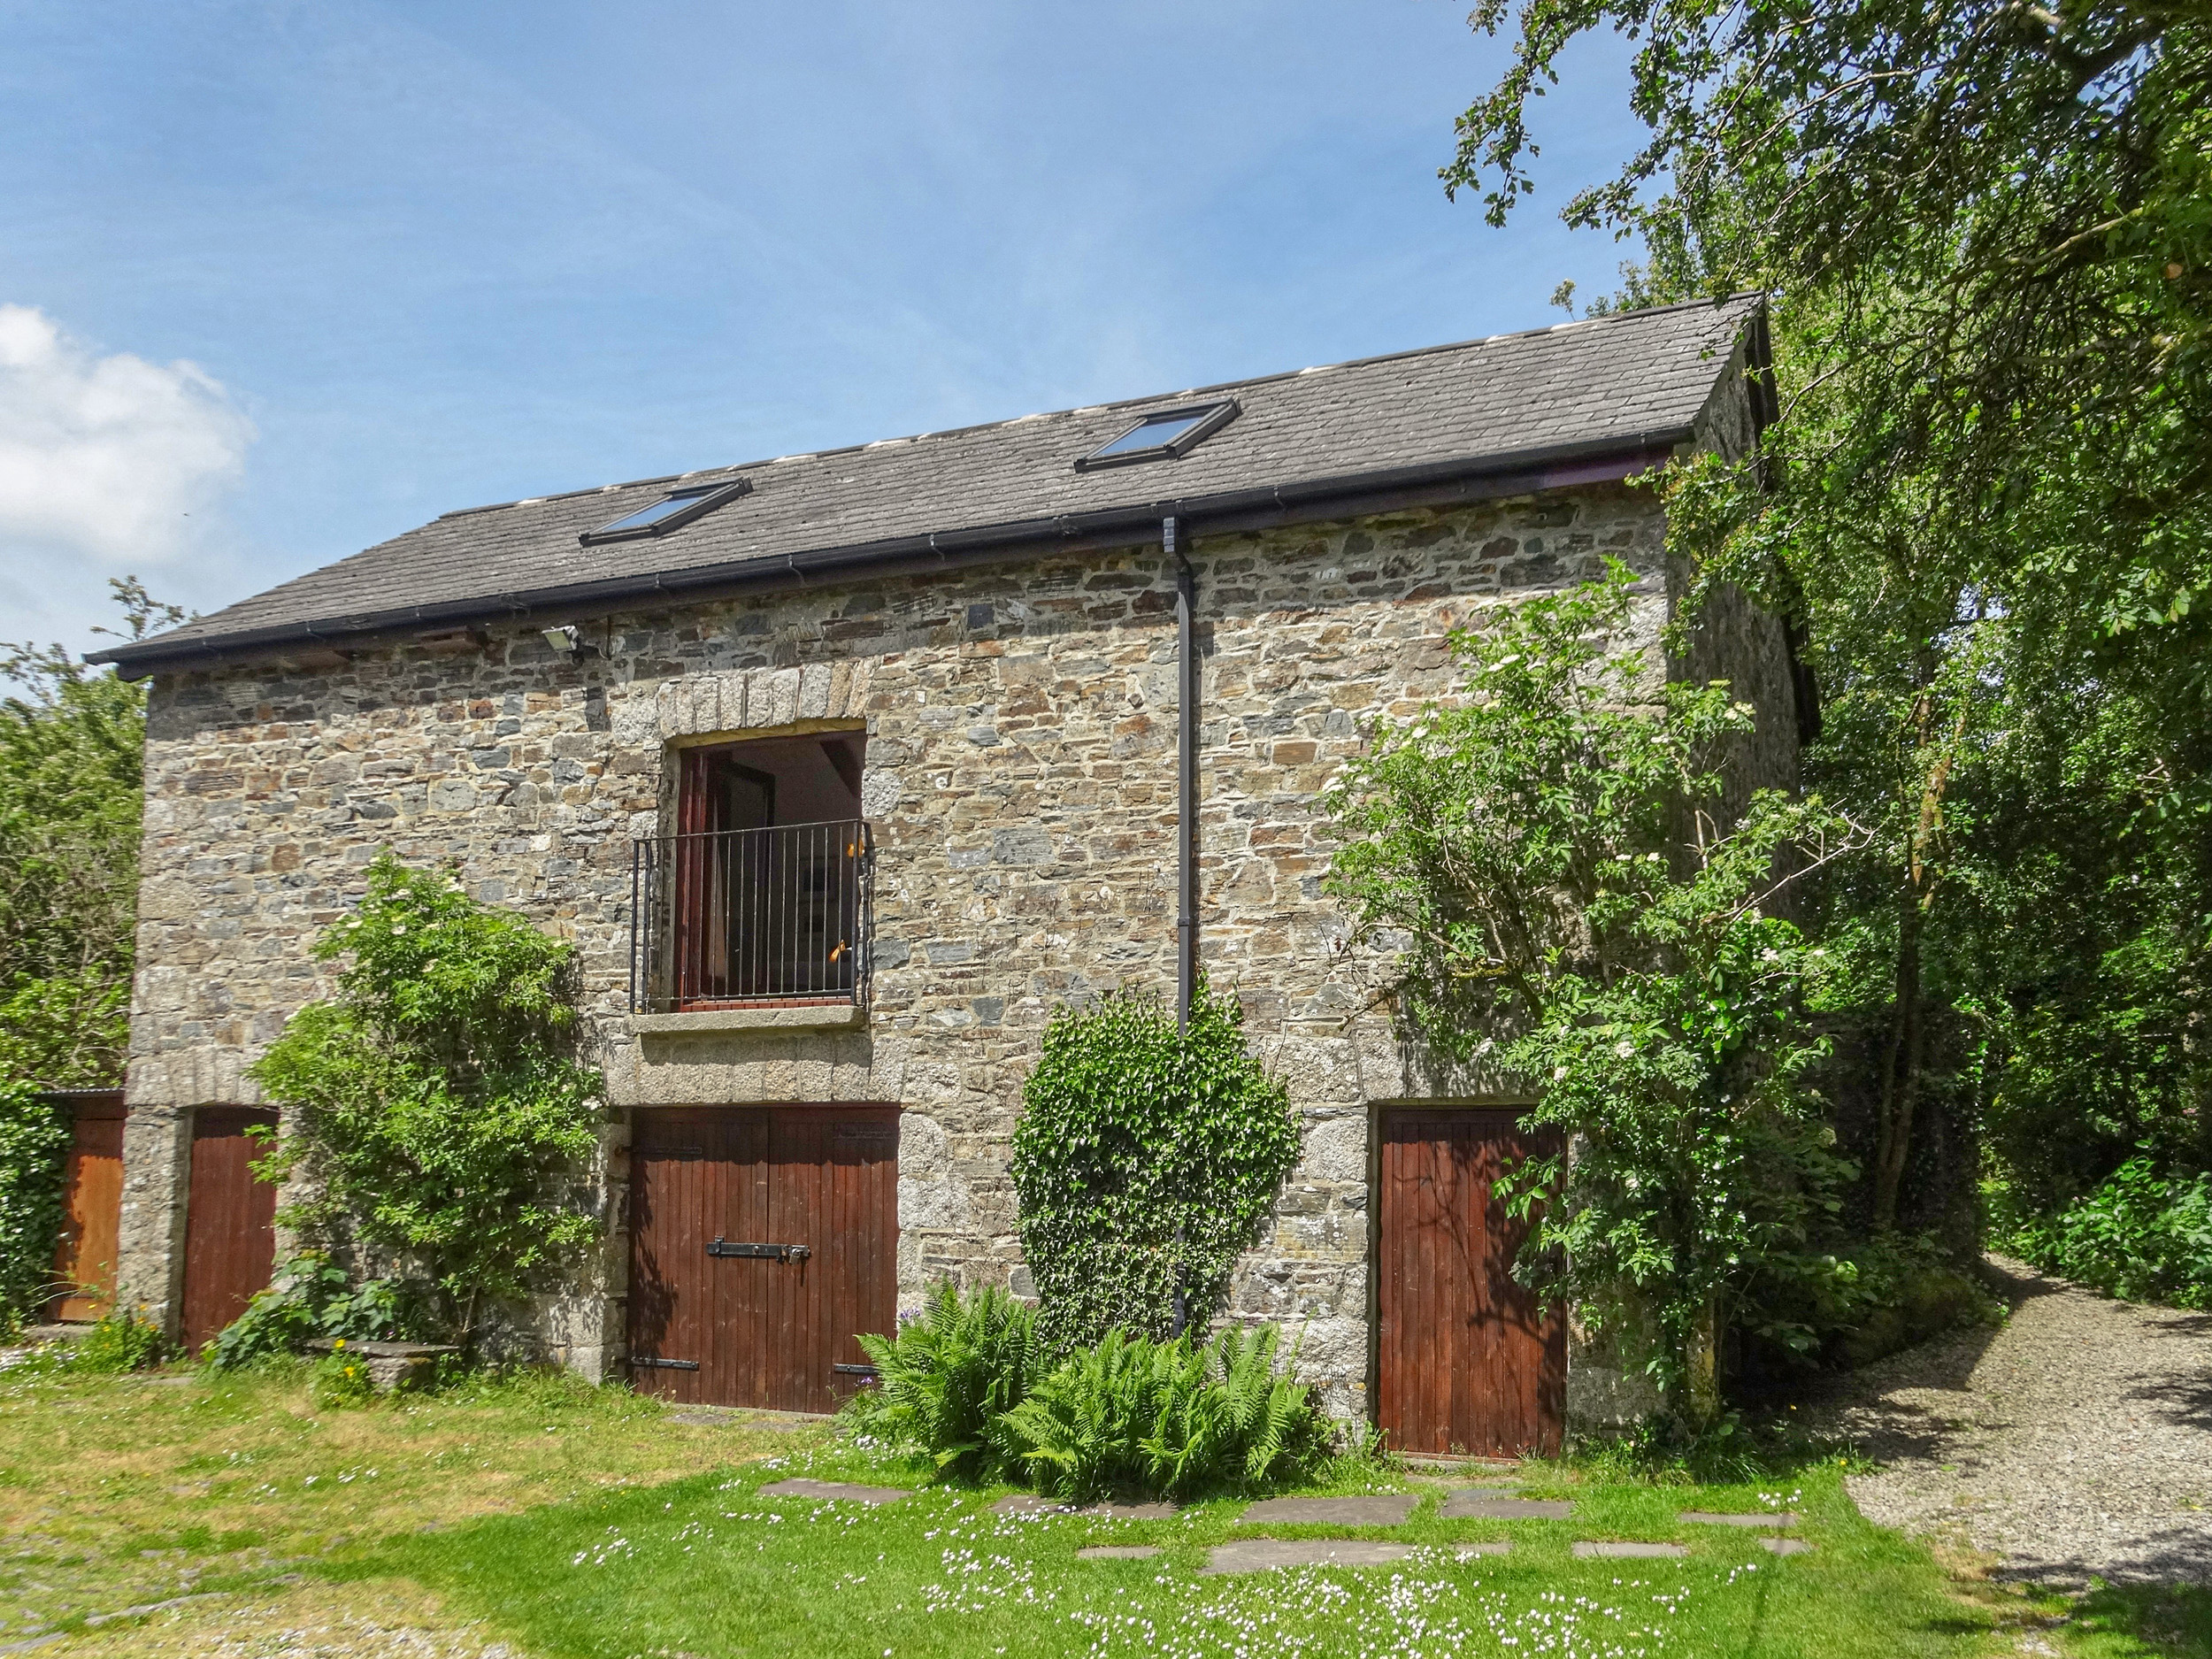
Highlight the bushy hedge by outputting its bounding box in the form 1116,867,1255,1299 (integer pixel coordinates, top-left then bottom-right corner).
2000,1156,2212,1310
849,1282,1329,1502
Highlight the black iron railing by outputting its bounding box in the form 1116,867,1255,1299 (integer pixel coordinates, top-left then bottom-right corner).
630,820,874,1012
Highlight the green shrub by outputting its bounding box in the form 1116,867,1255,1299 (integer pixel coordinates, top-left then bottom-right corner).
1809,1233,2001,1368
2001,1156,2212,1310
0,1081,68,1327
1323,565,1859,1428
995,1324,1327,1502
309,1342,379,1409
246,853,603,1345
206,1253,403,1371
67,1306,168,1372
850,1280,1040,1478
1010,981,1302,1355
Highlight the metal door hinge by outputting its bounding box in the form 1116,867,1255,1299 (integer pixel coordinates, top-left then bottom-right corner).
832,1363,878,1377
707,1238,811,1262
628,1356,701,1371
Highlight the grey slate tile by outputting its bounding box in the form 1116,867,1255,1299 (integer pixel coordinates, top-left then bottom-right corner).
112,296,1762,665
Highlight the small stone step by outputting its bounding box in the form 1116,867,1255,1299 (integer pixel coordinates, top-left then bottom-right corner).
1077,1546,1162,1560
758,1479,909,1505
1239,1494,1418,1526
1761,1537,1812,1555
1440,1494,1572,1520
1572,1541,1687,1559
1678,1511,1799,1528
1204,1539,1415,1574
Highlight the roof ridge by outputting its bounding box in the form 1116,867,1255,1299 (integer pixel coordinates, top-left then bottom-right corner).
428,293,1763,524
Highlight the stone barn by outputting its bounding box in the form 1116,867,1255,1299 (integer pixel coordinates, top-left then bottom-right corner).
93,293,1798,1454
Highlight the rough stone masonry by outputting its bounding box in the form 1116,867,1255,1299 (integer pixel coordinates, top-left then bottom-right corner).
115,480,1797,1422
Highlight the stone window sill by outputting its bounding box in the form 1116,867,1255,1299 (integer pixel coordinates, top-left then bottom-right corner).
631,1003,867,1034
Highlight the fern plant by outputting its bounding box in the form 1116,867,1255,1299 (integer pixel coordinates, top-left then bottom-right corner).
851,1280,1040,1478
997,1324,1326,1501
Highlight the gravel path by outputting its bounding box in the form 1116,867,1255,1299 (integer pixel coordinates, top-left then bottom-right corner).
1795,1256,2212,1587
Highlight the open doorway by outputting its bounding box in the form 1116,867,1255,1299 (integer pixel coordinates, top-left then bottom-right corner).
657,731,869,1009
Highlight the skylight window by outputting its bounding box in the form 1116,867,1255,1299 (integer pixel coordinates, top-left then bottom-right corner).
1073,400,1239,472
580,478,749,545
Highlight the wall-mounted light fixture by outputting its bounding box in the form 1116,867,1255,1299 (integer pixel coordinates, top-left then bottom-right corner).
541,624,600,659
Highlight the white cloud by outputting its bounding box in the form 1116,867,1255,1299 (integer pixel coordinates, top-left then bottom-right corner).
0,303,254,568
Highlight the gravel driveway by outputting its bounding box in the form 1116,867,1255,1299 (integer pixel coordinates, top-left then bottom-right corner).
1795,1256,2212,1587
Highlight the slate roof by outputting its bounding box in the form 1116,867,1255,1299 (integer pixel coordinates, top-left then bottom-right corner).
97,294,1762,673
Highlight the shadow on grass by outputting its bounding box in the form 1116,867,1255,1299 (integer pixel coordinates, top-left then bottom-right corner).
2066,1584,2212,1657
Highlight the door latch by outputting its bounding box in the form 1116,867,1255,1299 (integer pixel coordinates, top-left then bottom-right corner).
707,1238,811,1262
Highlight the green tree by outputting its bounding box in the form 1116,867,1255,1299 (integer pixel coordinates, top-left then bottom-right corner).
247,853,604,1344
0,578,185,1088
1325,566,1857,1426
1445,0,2212,1233
0,580,184,1326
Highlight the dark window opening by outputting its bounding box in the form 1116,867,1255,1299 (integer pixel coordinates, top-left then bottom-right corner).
632,732,872,1011
1073,400,1239,472
582,478,750,545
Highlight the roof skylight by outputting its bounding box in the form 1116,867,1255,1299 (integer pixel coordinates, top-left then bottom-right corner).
580,478,749,544
1074,400,1239,472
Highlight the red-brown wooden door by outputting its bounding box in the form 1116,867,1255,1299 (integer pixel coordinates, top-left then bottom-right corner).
181,1108,280,1352
627,1105,897,1412
1377,1108,1565,1456
49,1095,126,1323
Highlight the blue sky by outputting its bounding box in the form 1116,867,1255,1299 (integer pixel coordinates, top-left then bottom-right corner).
0,0,1645,659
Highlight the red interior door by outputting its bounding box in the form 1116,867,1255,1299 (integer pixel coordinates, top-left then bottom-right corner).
1377,1108,1564,1456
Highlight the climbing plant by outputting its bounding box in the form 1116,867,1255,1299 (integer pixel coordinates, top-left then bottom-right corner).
246,853,603,1346
1010,980,1302,1354
0,1080,68,1328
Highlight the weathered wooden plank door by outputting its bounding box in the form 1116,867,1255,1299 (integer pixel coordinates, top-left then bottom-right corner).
1377,1107,1565,1456
628,1105,897,1412
180,1107,280,1352
49,1095,127,1323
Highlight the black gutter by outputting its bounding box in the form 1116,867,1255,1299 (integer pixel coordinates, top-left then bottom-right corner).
89,427,1694,679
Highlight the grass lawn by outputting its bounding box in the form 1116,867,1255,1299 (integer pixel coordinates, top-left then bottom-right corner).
4,1361,2204,1659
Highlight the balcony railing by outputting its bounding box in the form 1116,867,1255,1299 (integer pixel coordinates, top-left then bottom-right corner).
629,820,874,1013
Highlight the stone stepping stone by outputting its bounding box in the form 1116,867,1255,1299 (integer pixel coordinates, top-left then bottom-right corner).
1077,1545,1162,1560
1572,1541,1687,1559
1238,1495,1418,1526
1761,1537,1812,1555
758,1479,909,1505
1440,1494,1573,1520
1679,1511,1799,1528
1204,1539,1415,1574
1455,1540,1514,1558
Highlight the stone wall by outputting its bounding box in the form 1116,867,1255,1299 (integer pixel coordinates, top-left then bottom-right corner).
119,476,1796,1418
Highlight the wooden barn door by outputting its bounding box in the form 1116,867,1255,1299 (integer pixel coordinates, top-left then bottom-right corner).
1377,1108,1565,1456
628,1105,896,1412
49,1094,127,1322
180,1108,280,1352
